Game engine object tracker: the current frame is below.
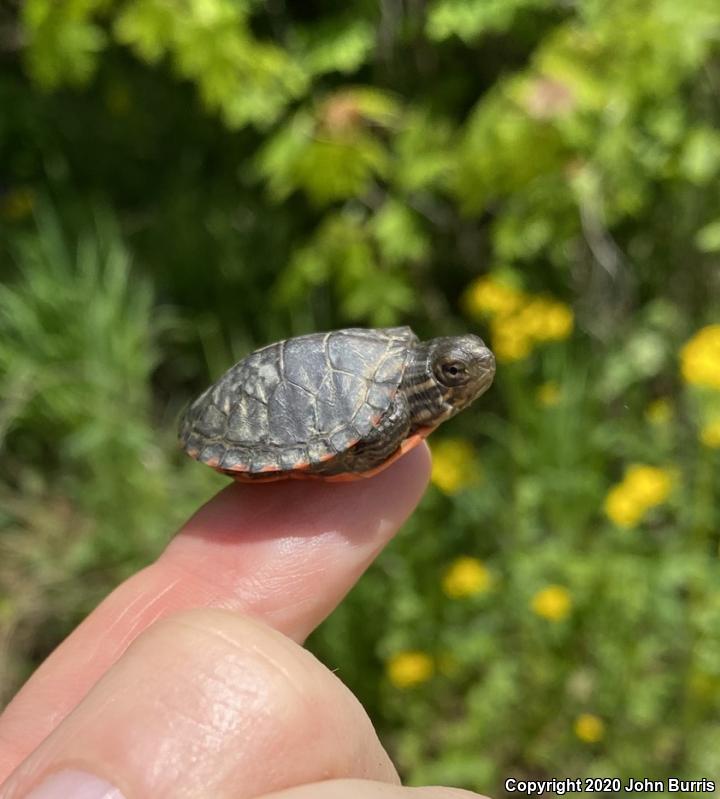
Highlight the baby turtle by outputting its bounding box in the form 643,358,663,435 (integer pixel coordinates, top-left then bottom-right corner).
180,327,495,482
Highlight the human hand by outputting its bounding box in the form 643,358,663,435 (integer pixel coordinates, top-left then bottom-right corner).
0,445,485,799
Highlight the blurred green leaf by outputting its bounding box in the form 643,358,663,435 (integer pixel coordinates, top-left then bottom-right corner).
277,209,416,325
679,127,720,185
372,199,429,265
695,220,720,253
115,0,307,128
393,111,456,193
293,16,376,76
426,0,551,43
22,0,108,87
257,89,401,205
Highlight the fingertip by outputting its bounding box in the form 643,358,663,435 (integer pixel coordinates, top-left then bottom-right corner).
396,441,432,492
156,441,431,641
180,441,432,546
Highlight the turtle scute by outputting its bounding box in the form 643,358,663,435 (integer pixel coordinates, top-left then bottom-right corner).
180,327,418,475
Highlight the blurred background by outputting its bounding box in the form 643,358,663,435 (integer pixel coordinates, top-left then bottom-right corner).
1,0,720,792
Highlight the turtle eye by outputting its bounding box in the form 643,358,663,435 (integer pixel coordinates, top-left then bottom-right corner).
435,360,468,387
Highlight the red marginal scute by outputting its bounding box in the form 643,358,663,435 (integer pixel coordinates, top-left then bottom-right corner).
231,472,288,483
225,426,436,484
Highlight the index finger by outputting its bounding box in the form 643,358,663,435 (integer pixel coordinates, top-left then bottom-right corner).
0,444,431,782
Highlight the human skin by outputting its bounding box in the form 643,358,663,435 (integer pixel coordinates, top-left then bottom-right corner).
0,445,487,799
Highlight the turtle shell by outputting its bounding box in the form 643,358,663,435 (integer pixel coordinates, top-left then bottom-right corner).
180,326,418,477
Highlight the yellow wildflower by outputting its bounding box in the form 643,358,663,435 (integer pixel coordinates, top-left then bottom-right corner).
624,465,673,506
491,296,574,363
531,585,572,621
537,381,561,406
464,275,573,362
442,556,492,598
604,464,673,527
574,713,605,743
700,418,720,448
491,315,533,363
386,651,434,688
492,332,534,363
512,298,574,342
431,438,479,495
604,485,645,527
645,398,672,425
540,301,574,341
515,298,554,340
464,276,525,318
680,325,720,390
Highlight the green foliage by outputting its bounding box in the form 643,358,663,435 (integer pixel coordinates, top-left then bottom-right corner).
114,0,307,128
0,208,223,695
257,88,402,204
696,220,720,253
277,207,419,326
293,16,376,76
2,0,720,792
22,0,108,87
1,209,156,451
427,0,552,43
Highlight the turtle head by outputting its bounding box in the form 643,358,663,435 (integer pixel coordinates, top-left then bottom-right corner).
403,334,495,428
427,334,496,413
